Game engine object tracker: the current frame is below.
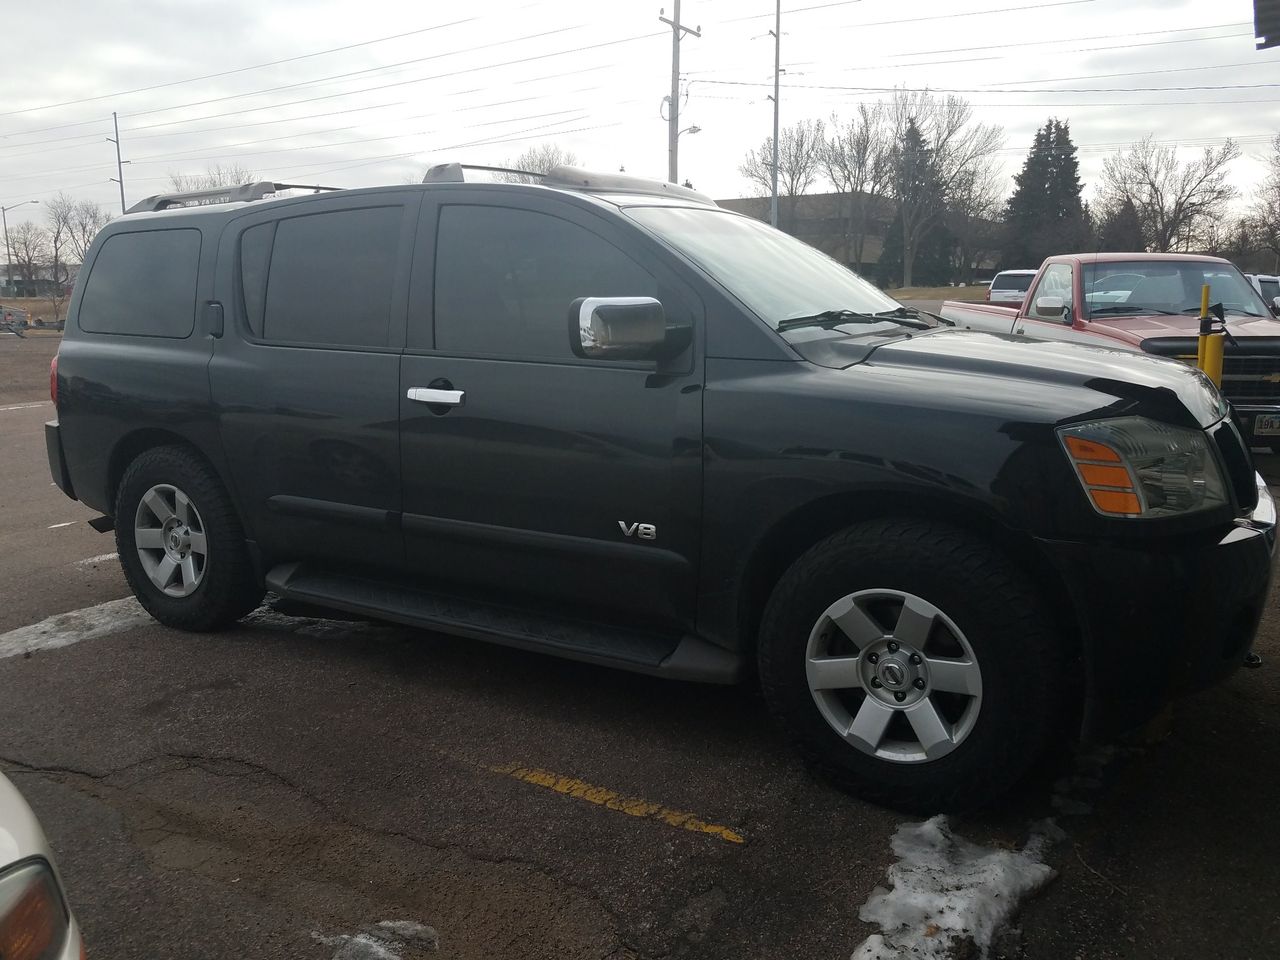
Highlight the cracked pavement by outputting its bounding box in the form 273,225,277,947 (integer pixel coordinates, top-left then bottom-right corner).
4,335,1280,959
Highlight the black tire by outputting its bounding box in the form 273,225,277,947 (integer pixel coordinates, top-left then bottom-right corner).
758,518,1066,813
114,446,264,631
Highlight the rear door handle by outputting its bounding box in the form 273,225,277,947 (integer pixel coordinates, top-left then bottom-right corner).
407,387,465,406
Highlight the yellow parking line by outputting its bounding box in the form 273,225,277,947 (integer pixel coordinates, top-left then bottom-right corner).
490,762,745,845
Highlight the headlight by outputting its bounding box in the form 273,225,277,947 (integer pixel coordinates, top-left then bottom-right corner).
1058,417,1228,518
0,860,69,960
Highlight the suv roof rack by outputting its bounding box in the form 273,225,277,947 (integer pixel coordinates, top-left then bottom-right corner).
422,163,715,205
125,182,341,215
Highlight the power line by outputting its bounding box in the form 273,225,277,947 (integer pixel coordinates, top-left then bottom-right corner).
0,17,479,119
721,0,866,23
693,78,1280,94
0,26,653,141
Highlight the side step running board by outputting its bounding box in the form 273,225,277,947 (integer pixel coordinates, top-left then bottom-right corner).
265,563,740,683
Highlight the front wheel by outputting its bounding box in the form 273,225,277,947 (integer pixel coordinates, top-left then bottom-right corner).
758,518,1067,812
115,446,264,631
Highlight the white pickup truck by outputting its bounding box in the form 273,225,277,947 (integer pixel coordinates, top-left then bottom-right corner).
940,253,1280,448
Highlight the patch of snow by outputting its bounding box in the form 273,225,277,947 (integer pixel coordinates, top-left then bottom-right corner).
0,597,154,660
852,815,1062,960
313,920,438,959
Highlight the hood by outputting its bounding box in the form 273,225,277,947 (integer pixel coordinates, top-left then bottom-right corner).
1095,311,1280,342
857,328,1228,429
0,771,52,865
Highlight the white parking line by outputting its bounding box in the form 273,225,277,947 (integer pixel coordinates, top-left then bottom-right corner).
74,553,118,568
0,401,51,412
47,521,78,529
0,597,152,660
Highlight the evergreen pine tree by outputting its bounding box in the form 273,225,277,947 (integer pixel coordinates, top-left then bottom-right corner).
1098,199,1145,251
1002,119,1089,268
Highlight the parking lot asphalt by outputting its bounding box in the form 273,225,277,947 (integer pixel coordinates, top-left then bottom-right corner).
3,333,1279,959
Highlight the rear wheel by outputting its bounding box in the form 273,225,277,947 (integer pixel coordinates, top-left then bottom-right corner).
758,518,1066,812
115,446,263,631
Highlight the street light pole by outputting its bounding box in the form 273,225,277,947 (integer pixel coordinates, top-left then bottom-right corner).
660,3,701,184
770,0,781,228
1,200,40,297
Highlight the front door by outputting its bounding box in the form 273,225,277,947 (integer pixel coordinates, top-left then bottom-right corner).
398,195,703,630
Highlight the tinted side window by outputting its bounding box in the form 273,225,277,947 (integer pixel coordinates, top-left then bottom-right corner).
262,206,402,347
239,221,274,337
433,205,657,359
79,229,201,337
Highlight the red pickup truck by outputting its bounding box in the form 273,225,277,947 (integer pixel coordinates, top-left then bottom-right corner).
941,253,1280,448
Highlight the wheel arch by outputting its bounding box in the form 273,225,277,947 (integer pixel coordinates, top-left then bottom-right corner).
736,490,1084,686
106,430,240,527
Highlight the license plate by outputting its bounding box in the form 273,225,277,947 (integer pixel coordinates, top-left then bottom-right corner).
1254,414,1280,436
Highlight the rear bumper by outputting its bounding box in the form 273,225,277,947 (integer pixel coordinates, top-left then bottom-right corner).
45,420,76,501
1038,476,1275,738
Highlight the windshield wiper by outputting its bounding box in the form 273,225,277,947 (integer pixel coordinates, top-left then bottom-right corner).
1178,307,1264,318
777,308,933,333
874,305,954,327
1088,305,1180,316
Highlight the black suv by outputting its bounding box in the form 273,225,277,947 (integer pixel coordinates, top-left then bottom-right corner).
46,166,1274,810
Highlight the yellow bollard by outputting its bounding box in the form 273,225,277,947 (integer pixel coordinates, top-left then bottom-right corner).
1196,283,1225,387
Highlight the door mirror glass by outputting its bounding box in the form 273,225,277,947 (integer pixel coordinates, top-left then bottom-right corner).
1035,295,1064,313
569,297,666,361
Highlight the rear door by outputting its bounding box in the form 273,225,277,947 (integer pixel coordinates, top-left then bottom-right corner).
398,193,704,630
210,192,419,571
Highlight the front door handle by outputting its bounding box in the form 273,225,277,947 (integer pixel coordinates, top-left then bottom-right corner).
407,387,465,406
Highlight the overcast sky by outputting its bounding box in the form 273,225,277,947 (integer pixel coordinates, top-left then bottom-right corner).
0,0,1276,225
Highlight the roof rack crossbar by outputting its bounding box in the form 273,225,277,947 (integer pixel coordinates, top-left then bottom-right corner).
422,163,544,183
125,181,341,215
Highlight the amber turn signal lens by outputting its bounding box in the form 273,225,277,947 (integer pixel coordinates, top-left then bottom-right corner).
1077,463,1132,488
0,865,64,960
1063,435,1121,463
1089,489,1142,515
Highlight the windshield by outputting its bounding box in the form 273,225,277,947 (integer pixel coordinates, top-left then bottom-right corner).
992,273,1034,292
1082,260,1270,318
625,206,901,331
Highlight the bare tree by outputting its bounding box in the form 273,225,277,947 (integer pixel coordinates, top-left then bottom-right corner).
739,119,826,229
168,163,258,191
1099,135,1241,252
822,104,892,268
493,143,580,183
946,159,1004,284
885,89,1004,287
8,220,48,285
43,193,74,320
66,199,112,266
1250,133,1280,270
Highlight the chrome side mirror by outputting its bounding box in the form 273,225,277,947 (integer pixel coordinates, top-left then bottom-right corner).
1035,295,1064,313
1273,295,1280,313
568,297,666,361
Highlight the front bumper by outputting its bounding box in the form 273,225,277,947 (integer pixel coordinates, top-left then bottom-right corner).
1233,405,1280,448
1038,475,1276,738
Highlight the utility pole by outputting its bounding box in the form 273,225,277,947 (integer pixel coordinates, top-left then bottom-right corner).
770,0,781,227
108,112,127,214
660,3,700,184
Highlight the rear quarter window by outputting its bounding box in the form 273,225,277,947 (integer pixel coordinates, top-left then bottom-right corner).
78,228,201,337
1261,279,1279,301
